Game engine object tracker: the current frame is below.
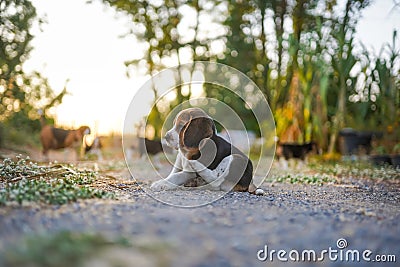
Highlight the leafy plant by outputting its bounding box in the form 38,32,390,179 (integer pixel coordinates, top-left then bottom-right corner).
309,161,400,180
0,156,114,205
268,173,337,186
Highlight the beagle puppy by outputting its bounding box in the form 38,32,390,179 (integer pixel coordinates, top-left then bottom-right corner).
151,108,264,195
40,115,90,160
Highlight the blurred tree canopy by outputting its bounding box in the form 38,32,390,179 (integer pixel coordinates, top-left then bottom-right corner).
100,0,400,152
0,0,66,146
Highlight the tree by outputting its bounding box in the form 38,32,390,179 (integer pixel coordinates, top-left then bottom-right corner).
326,0,371,153
218,0,336,146
0,0,65,146
102,0,398,153
100,0,228,138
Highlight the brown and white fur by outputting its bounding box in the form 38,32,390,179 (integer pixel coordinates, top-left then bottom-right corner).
150,108,264,195
40,113,90,161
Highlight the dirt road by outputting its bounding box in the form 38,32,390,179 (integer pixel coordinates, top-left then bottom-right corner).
0,157,399,267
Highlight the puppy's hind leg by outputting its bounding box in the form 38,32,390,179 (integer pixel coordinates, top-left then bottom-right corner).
219,154,249,192
217,155,264,195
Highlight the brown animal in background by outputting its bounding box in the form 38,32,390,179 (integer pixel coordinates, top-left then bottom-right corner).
40,112,90,160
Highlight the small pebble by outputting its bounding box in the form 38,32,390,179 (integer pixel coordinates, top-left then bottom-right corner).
255,188,264,195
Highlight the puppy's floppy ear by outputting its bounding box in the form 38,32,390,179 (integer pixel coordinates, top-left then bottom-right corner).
180,117,214,148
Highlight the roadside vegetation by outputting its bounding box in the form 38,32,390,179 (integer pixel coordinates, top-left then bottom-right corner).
0,156,114,205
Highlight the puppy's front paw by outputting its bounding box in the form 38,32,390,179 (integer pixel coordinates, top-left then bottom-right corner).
187,160,207,172
182,159,196,172
150,179,178,191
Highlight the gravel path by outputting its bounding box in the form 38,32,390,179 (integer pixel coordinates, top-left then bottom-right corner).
0,160,399,267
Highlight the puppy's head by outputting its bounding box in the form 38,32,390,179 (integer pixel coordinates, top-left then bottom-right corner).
75,126,91,141
165,108,215,158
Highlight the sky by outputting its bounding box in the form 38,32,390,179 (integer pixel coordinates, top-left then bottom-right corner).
24,0,143,135
23,0,400,135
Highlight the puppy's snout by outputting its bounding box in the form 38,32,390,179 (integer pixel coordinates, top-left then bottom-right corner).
165,132,171,142
164,130,179,150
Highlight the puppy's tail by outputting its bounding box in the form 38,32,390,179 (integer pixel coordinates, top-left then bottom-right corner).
248,183,265,196
38,109,46,128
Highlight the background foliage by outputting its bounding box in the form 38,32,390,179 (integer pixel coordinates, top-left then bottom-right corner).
1,0,399,153
0,0,66,147
100,0,400,153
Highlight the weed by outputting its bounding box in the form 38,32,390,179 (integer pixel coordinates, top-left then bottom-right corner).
0,156,114,205
309,161,400,180
268,173,337,186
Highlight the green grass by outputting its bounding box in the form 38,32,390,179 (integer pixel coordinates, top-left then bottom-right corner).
308,161,400,180
0,126,42,150
267,173,337,186
268,159,399,186
0,231,175,267
0,156,114,205
1,231,130,267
